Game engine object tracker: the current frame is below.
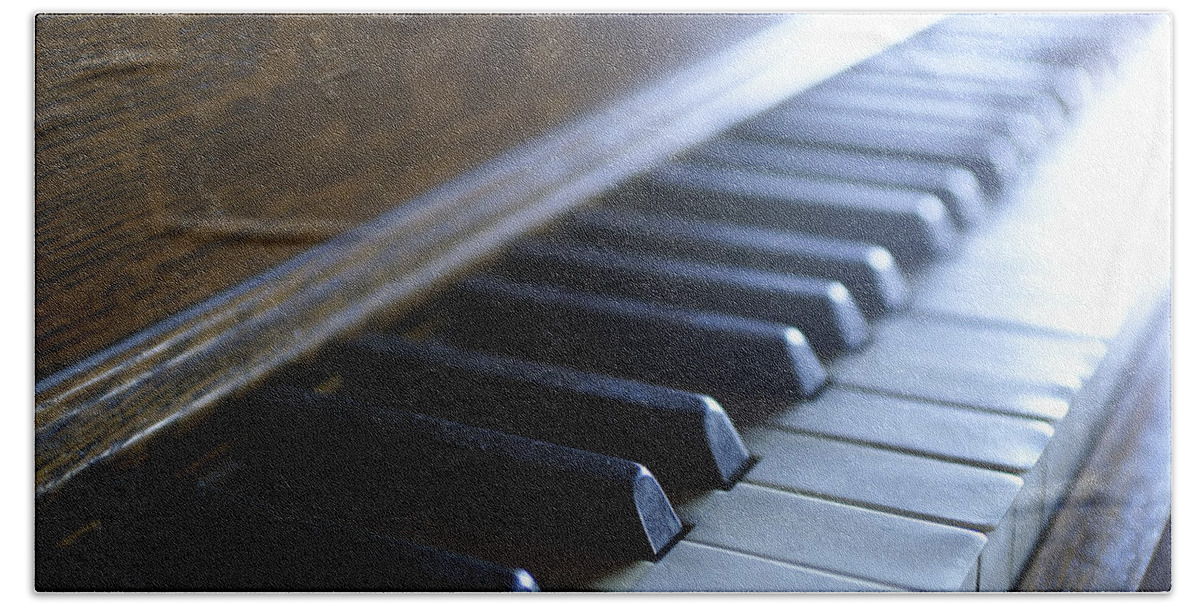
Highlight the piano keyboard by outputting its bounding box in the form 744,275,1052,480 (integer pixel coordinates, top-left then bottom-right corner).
35,13,1170,592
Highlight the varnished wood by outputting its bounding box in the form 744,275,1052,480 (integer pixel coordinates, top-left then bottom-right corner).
35,13,780,381
34,14,943,496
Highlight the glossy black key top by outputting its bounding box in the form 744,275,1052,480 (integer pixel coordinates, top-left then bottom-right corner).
785,87,1047,160
607,162,958,266
494,238,868,357
215,388,685,565
434,276,827,405
556,207,908,317
737,110,1023,198
37,479,540,591
689,138,986,228
857,49,1092,116
306,335,752,494
813,71,1068,142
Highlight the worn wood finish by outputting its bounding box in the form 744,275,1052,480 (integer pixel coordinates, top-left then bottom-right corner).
34,14,943,496
35,13,780,381
1018,291,1172,591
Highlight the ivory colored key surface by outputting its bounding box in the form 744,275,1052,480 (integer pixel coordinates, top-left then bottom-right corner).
685,484,986,590
769,386,1054,474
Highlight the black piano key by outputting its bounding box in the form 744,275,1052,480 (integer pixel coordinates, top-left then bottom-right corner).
214,388,685,565
689,138,986,228
607,162,958,266
434,276,827,405
857,49,1092,116
820,71,1069,142
37,480,540,591
304,334,752,494
737,110,1023,199
494,238,868,357
786,86,1047,160
556,207,908,317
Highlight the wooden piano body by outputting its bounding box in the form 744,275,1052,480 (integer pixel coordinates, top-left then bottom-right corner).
34,13,1171,591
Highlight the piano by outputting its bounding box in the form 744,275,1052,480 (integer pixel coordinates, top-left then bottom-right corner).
34,13,1171,591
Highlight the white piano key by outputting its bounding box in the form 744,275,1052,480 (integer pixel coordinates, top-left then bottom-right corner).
847,316,1106,385
743,429,1023,532
673,487,730,526
632,541,897,592
581,561,655,592
768,386,1055,473
831,315,1106,421
961,557,980,591
1000,464,1048,590
687,484,986,590
977,498,1019,591
981,459,1050,591
911,23,1170,340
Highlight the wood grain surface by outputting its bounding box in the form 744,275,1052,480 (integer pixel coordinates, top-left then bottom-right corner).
35,13,778,380
35,13,943,497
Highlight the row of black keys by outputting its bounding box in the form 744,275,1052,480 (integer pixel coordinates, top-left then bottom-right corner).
35,15,1149,591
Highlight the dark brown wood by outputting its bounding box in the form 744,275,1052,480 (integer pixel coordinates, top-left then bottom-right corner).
35,14,943,496
35,13,781,381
